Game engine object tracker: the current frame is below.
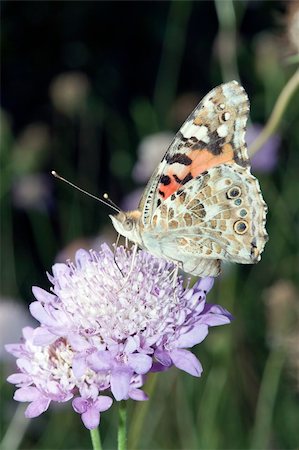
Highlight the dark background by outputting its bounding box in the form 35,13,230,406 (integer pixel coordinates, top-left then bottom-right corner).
1,1,299,449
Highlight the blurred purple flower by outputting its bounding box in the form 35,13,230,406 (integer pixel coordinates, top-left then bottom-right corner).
12,173,53,212
247,124,281,173
133,132,174,183
121,188,144,211
0,299,35,362
123,132,173,210
6,244,232,429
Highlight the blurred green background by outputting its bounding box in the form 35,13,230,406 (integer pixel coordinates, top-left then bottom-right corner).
1,1,299,449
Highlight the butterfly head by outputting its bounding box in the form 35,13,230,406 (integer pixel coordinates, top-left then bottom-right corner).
109,210,143,246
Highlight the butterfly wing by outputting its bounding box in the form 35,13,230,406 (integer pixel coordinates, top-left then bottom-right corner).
138,81,268,275
139,80,250,226
142,164,267,267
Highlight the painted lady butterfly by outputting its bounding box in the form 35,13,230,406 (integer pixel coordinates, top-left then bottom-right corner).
110,81,268,277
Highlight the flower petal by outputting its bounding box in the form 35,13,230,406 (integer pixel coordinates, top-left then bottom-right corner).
68,333,90,351
95,395,113,412
22,327,34,340
72,355,87,378
75,249,92,268
175,324,209,348
127,353,152,374
14,386,40,402
52,263,69,280
32,286,56,304
7,373,31,385
87,351,112,371
17,358,32,372
154,349,172,367
194,277,214,293
129,388,148,401
81,407,100,430
124,336,138,353
32,327,57,345
72,397,87,413
110,368,132,401
169,349,203,377
202,305,233,326
25,398,51,418
29,302,56,326
5,343,24,358
150,362,170,372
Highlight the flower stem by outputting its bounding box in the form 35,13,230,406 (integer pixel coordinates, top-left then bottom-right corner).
250,348,286,449
214,0,240,82
90,427,102,450
249,68,299,157
118,401,127,450
153,0,192,127
129,373,158,449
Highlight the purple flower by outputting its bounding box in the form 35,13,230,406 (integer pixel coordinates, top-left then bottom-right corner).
132,132,174,183
6,244,232,429
72,396,112,429
247,124,281,173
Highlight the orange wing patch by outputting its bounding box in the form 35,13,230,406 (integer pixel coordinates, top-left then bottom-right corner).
158,144,234,200
189,144,234,176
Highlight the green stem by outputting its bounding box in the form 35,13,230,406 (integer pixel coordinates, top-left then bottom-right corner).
0,404,28,450
128,373,158,449
90,427,102,450
249,68,299,156
118,401,127,450
214,0,240,82
153,0,192,127
250,348,286,449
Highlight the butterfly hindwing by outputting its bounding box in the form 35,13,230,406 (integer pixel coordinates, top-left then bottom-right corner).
142,164,267,268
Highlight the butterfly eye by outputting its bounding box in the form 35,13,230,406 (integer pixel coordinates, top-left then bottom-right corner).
234,220,248,234
124,218,133,231
227,186,241,199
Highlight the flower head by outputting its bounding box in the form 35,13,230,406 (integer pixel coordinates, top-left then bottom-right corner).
6,244,232,429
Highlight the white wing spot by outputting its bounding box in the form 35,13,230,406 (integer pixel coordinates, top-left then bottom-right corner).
217,124,228,138
180,123,210,143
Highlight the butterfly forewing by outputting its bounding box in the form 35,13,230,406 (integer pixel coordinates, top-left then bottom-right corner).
139,80,250,226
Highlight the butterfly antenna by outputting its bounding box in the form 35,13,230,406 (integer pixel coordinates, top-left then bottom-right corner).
103,193,120,212
51,171,120,213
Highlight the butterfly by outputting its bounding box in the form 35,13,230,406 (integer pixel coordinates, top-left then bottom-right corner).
110,80,268,277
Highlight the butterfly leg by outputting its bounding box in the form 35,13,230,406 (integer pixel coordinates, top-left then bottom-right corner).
166,260,180,285
113,233,125,277
172,262,181,289
117,243,138,292
172,262,184,302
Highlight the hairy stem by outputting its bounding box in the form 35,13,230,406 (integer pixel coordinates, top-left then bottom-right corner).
90,427,102,450
118,401,127,450
249,68,299,156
